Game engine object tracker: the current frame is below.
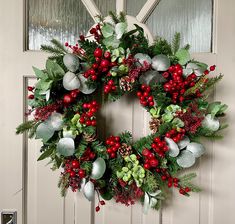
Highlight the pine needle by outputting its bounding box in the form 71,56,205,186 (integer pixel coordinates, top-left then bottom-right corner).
172,32,181,54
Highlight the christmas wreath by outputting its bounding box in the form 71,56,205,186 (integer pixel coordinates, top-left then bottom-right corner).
17,13,228,213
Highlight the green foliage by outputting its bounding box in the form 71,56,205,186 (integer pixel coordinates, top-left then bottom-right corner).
16,120,36,134
41,39,67,60
158,123,173,136
133,135,154,154
91,140,107,159
78,39,98,62
165,156,181,175
142,170,159,193
151,83,171,108
119,131,132,144
179,173,201,192
58,173,69,197
150,37,172,56
75,138,88,158
37,145,55,161
171,32,181,54
80,161,93,175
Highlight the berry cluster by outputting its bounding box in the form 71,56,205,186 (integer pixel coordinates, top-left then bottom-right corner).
165,128,185,143
63,89,80,104
106,135,121,158
142,148,159,170
63,159,86,191
150,137,169,157
95,199,105,212
80,147,96,162
104,79,117,94
64,42,85,55
163,64,199,103
137,84,155,107
27,86,35,99
83,48,116,81
79,100,99,126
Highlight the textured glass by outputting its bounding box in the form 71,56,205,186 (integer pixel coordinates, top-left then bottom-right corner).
126,0,147,16
127,0,213,52
28,0,115,50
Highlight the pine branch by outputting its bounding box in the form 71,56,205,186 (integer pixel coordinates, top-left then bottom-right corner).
184,76,209,96
150,38,172,56
119,131,132,144
109,11,119,24
40,44,64,55
119,12,126,23
172,32,181,54
16,120,36,134
179,173,201,192
58,173,69,197
204,74,223,90
50,39,67,53
133,134,154,154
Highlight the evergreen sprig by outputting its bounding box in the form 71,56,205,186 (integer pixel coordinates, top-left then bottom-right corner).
172,32,181,54
16,120,36,134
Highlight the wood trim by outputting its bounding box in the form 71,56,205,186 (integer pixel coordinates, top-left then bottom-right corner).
81,0,102,22
23,0,29,51
136,0,161,23
116,0,126,14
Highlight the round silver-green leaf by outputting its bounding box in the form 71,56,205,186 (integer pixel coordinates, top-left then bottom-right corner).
186,142,205,158
177,150,196,168
177,136,190,150
77,74,96,94
151,54,170,71
63,71,80,91
57,138,75,157
90,157,106,180
165,137,180,157
63,53,80,72
83,181,95,201
36,122,54,142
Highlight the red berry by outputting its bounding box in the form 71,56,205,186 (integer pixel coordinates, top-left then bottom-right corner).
149,101,154,107
154,137,161,143
91,120,97,126
86,120,91,126
161,175,167,181
71,160,80,169
70,90,79,98
65,42,69,47
96,206,100,212
104,51,111,58
79,35,85,41
63,94,72,104
100,59,110,68
27,86,34,91
110,152,116,158
185,187,191,192
28,94,34,99
90,28,97,34
179,188,185,195
143,163,150,170
210,65,216,71
168,182,173,188
94,48,102,57
174,183,179,187
149,158,159,167
91,75,97,81
70,171,76,177
142,148,151,157
78,169,86,178
100,200,105,205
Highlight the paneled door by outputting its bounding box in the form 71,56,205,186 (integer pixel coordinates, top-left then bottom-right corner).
0,0,235,224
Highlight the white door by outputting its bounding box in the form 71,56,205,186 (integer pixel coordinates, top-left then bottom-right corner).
0,0,235,224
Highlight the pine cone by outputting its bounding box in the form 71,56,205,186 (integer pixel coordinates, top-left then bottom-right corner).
119,143,132,157
83,132,97,142
149,117,161,133
119,76,134,92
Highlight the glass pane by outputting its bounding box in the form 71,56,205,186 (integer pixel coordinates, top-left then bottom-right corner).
28,0,115,50
126,0,147,17
127,0,213,53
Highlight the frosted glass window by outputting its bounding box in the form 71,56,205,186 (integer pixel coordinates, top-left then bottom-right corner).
27,0,115,50
127,0,213,52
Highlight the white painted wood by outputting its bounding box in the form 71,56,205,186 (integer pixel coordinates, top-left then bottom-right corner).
81,0,102,22
136,0,161,23
116,0,126,14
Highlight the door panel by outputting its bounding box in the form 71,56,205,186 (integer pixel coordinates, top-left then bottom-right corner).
1,0,235,224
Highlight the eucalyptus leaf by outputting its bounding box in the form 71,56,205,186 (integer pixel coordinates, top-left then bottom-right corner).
36,79,53,91
143,192,150,214
175,49,190,65
101,23,114,38
57,138,75,156
202,114,220,132
102,35,120,49
115,22,127,39
36,122,54,142
165,137,180,157
63,71,80,90
177,150,195,168
46,112,63,131
90,157,106,180
83,181,95,201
